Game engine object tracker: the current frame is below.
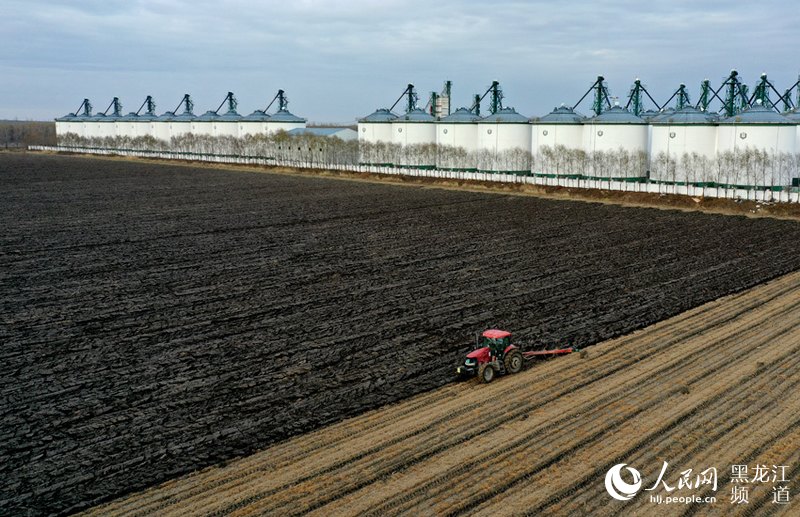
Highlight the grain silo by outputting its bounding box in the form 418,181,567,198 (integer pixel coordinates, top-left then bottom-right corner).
649,107,717,182
358,109,398,144
650,108,717,158
532,106,585,149
154,110,175,141
259,89,306,134
193,110,219,137
717,102,795,154
117,112,141,138
785,109,800,160
717,102,796,185
55,99,90,138
165,95,195,138
437,107,480,150
92,98,122,139
266,109,306,134
131,96,158,139
436,107,480,170
90,112,113,139
392,108,436,167
239,110,271,137
583,105,648,178
212,92,241,137
530,106,585,176
477,107,532,173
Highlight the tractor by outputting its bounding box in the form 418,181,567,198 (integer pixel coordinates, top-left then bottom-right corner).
456,329,576,383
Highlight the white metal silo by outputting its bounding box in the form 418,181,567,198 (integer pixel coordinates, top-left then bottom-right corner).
55,113,77,139
437,108,479,150
215,112,241,137
116,112,141,139
92,113,116,139
531,106,584,175
391,108,436,168
192,111,218,137
436,107,480,170
170,110,196,138
358,109,397,144
153,111,175,141
786,109,800,161
583,105,648,178
137,111,158,139
266,109,307,134
477,107,531,173
532,106,584,153
239,110,271,137
717,103,796,186
649,108,717,182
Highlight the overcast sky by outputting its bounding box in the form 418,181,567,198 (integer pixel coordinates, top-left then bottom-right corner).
2,0,798,122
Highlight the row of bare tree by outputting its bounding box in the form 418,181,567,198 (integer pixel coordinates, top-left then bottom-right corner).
1,121,56,148
54,133,800,186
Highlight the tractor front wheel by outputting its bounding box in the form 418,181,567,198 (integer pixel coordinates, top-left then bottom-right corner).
478,363,495,383
504,350,523,374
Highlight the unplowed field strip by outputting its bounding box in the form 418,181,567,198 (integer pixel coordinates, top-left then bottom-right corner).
86,270,800,517
3,153,800,515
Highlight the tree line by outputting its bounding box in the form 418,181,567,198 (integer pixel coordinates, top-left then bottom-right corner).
54,132,800,186
1,121,56,148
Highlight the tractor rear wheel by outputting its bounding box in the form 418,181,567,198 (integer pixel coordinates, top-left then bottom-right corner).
504,350,523,374
478,363,495,383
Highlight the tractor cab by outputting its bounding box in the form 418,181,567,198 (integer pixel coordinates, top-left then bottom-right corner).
457,329,523,382
479,329,512,356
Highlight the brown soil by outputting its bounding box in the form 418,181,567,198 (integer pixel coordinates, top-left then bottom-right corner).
85,270,800,516
32,150,800,221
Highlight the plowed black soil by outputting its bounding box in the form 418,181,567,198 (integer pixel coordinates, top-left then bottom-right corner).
2,153,800,516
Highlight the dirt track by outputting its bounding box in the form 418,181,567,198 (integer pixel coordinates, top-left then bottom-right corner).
88,270,800,516
3,153,800,515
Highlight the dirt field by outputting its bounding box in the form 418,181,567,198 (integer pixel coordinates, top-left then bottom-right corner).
87,270,800,516
2,153,800,515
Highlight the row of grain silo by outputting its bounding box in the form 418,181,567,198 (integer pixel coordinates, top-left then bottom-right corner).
56,91,306,141
358,78,800,183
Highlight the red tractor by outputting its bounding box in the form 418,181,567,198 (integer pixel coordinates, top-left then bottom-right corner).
456,329,576,383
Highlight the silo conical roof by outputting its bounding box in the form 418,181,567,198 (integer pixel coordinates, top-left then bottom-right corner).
217,109,242,121
158,111,176,121
56,113,77,121
651,107,716,125
720,102,793,124
396,108,435,122
590,105,645,124
536,106,584,124
172,110,196,121
480,107,529,123
359,108,398,122
640,109,661,121
784,109,800,121
195,110,220,121
269,109,306,122
119,112,140,121
242,110,271,121
440,107,481,123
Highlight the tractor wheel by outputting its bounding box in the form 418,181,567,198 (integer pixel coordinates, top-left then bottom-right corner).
478,363,495,383
504,350,523,374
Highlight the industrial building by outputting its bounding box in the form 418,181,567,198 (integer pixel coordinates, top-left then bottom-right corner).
55,89,306,141
357,72,800,185
54,71,800,187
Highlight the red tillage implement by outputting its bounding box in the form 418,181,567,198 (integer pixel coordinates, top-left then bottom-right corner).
456,329,577,383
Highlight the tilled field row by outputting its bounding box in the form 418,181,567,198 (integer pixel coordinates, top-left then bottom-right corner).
86,270,800,517
4,154,800,515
